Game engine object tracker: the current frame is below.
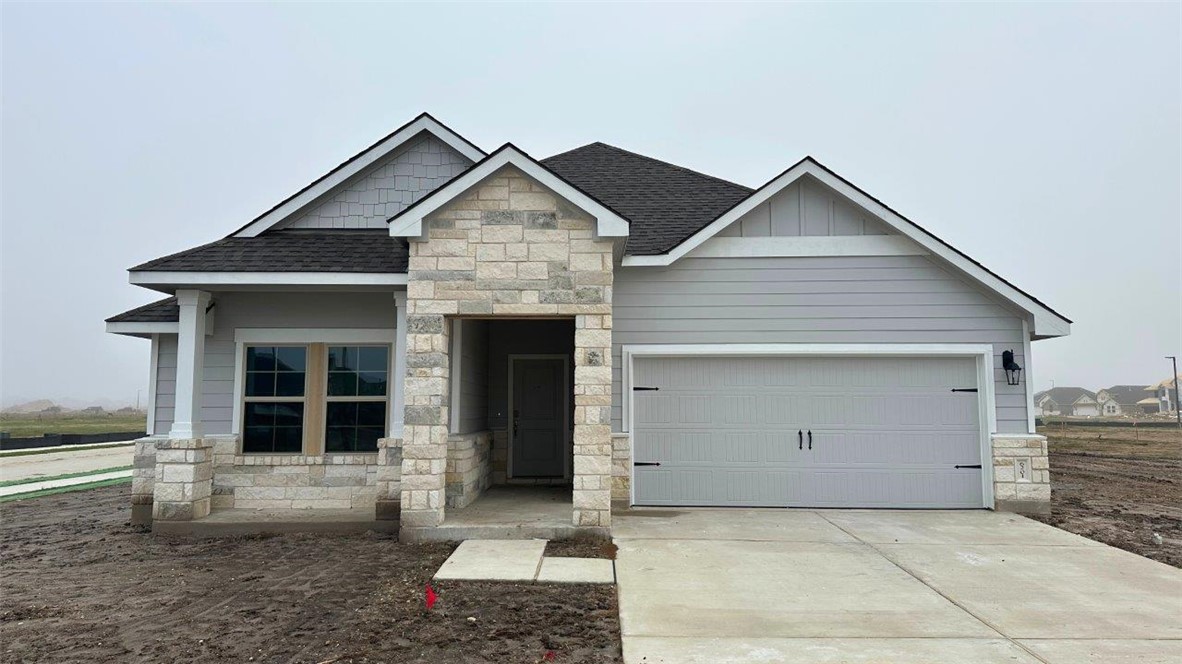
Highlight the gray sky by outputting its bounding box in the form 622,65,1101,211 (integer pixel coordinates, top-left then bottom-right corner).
2,2,1179,407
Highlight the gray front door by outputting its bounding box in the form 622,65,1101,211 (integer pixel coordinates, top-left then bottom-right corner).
633,355,984,508
511,357,566,478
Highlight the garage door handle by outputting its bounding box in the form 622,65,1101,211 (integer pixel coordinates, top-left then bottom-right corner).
798,430,803,450
808,430,813,450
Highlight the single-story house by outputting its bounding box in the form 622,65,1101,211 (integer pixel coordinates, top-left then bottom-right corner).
106,113,1069,538
1094,385,1153,416
1034,387,1099,417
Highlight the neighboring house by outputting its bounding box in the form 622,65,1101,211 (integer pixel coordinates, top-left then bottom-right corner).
1145,374,1182,414
1034,387,1099,417
1095,385,1152,416
106,113,1071,537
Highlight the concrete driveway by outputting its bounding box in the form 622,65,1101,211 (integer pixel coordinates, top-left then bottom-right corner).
613,508,1182,663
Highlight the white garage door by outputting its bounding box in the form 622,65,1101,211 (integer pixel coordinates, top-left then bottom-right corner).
632,356,985,508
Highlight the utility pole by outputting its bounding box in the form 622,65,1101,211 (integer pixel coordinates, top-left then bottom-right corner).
1167,356,1180,429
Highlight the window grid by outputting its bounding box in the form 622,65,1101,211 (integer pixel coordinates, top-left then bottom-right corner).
325,345,390,453
242,345,308,454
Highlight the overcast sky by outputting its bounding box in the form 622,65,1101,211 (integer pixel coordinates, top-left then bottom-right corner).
2,2,1179,407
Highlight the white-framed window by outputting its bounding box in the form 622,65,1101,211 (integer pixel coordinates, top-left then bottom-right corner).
325,345,390,453
237,340,392,455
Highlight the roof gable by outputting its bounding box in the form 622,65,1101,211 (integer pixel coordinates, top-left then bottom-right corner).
388,143,629,240
233,113,485,237
620,156,1071,338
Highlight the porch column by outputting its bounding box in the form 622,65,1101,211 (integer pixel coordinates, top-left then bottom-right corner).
168,289,210,440
391,292,408,439
572,314,613,529
399,312,450,529
154,289,214,522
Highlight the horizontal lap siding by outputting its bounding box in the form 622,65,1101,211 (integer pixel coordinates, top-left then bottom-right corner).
152,292,397,436
611,255,1031,435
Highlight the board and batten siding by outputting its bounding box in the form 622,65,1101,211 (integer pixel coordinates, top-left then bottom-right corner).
611,254,1032,434
153,292,398,436
719,175,895,238
279,135,472,231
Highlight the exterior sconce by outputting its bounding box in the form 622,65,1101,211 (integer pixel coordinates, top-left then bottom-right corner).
1002,349,1022,386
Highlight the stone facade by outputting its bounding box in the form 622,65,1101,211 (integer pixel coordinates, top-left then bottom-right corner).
399,165,615,531
445,431,492,508
374,437,404,520
991,433,1051,514
130,438,158,525
152,438,213,521
611,432,631,501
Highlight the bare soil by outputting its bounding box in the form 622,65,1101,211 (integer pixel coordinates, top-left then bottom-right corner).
544,538,617,560
1031,425,1182,568
0,485,622,663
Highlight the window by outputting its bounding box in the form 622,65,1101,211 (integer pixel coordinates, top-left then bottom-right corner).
326,345,389,453
242,346,307,453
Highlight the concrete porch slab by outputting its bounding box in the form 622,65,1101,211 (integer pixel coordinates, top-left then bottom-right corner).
1016,639,1182,663
433,539,547,582
536,557,615,584
622,637,1042,664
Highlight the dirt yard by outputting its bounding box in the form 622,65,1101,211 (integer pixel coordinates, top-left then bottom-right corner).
0,486,622,663
1032,424,1181,568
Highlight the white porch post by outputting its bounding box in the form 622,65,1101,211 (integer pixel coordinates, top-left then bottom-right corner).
168,289,211,440
391,291,408,439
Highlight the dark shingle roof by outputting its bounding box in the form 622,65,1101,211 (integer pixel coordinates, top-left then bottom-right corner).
131,231,408,273
106,297,179,323
1035,387,1096,405
1099,385,1151,406
541,142,753,255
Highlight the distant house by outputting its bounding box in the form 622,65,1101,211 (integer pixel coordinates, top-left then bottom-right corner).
80,406,106,415
1095,385,1152,416
1034,387,1099,416
1145,374,1181,414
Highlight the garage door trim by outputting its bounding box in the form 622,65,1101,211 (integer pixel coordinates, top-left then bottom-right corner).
622,344,997,508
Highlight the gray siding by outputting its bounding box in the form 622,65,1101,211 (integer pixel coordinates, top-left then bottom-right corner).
280,135,471,230
611,254,1031,434
153,292,397,435
455,320,489,434
720,175,894,238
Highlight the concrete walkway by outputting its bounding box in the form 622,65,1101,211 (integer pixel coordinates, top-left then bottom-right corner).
433,539,615,584
614,508,1182,663
0,443,134,482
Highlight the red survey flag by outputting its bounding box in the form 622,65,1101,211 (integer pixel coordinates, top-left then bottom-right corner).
425,584,438,610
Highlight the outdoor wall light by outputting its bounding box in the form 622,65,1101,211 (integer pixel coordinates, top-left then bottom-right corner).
1002,349,1022,386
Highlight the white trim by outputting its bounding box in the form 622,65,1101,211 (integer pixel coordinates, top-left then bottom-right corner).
234,328,396,344
130,271,408,289
231,342,246,435
1022,318,1036,434
391,293,407,439
619,159,1069,339
146,334,160,436
684,235,927,259
449,319,464,433
106,321,178,336
621,342,997,509
168,289,211,440
388,145,630,239
235,115,485,237
507,354,571,481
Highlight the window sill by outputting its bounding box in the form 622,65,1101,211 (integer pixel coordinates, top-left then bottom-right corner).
233,453,379,466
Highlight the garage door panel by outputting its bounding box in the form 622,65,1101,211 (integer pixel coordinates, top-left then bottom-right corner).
633,355,985,508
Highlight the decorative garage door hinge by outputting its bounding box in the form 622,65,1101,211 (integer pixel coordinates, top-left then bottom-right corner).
954,464,983,469
633,462,661,467
950,388,979,393
633,386,660,391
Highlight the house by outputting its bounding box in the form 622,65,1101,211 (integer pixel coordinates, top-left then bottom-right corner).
1094,385,1153,416
105,113,1070,537
1034,387,1099,417
1145,374,1181,413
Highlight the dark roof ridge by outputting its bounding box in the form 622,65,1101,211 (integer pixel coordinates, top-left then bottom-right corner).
546,141,753,193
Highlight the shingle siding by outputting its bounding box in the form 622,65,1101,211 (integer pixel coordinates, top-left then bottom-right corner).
281,136,472,230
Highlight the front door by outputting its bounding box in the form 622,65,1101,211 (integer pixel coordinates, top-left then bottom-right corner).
511,357,566,478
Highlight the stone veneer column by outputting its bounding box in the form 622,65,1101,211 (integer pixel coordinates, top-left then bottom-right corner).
130,438,158,525
991,433,1051,515
398,165,616,533
152,438,214,521
374,437,404,520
